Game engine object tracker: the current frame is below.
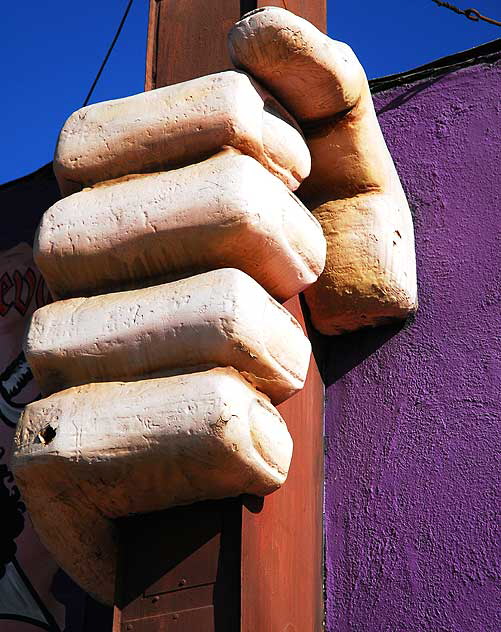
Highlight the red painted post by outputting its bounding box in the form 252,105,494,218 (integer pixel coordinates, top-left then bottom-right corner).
113,2,326,630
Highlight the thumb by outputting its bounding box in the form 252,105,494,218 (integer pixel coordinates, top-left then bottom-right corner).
229,7,418,335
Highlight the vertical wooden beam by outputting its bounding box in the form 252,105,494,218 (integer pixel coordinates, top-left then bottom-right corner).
241,300,325,631
145,0,240,90
116,1,326,629
114,500,241,631
241,11,326,632
256,0,326,30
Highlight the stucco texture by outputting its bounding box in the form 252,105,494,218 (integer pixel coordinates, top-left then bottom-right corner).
323,52,500,631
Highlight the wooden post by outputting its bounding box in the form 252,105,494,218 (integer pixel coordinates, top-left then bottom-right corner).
113,2,326,630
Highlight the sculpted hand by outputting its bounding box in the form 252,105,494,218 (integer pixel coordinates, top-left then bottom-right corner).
12,7,416,604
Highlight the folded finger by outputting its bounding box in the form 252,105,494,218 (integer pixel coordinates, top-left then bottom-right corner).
13,367,292,604
54,70,310,195
36,151,326,302
26,268,311,404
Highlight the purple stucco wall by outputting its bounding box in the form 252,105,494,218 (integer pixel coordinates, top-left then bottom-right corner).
324,54,500,631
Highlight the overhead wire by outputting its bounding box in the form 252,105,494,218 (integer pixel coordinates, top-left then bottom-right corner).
82,0,135,107
432,1,501,27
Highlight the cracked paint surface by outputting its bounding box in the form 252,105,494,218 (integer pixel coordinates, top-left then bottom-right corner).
324,56,500,631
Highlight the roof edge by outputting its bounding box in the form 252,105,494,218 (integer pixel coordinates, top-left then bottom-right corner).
0,162,54,191
370,38,501,93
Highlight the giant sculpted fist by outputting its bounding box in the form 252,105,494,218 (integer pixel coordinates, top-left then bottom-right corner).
12,8,417,604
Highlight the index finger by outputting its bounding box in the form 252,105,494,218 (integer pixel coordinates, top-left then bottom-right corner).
53,70,310,196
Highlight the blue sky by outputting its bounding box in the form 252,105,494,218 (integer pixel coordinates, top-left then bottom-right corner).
1,1,498,184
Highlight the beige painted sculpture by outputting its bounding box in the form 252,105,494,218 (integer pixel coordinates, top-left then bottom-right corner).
14,368,291,604
12,7,417,604
36,150,325,300
53,70,310,196
26,268,311,404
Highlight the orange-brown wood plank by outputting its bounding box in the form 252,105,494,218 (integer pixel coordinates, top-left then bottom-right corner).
241,295,325,631
257,0,327,30
121,6,244,628
145,0,241,90
114,501,240,631
118,2,326,630
240,4,326,625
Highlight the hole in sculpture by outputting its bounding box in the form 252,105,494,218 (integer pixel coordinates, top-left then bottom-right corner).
38,425,56,445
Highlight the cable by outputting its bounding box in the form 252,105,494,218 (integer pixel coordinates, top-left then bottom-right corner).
432,1,501,27
82,0,135,107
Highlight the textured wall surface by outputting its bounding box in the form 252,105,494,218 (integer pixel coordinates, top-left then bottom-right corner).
324,53,500,631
